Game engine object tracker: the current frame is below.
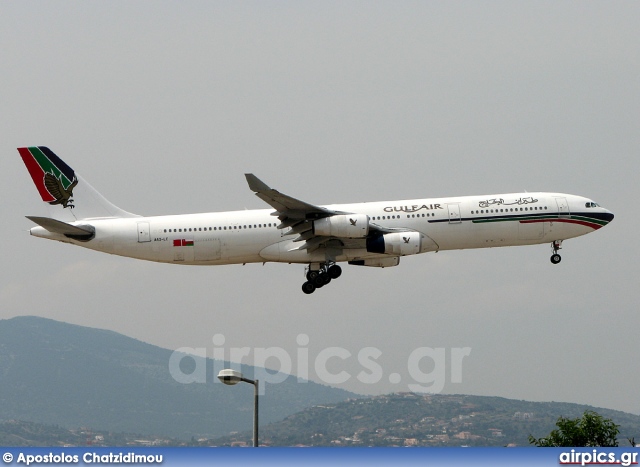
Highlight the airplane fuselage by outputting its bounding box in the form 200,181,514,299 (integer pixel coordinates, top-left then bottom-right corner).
30,192,613,266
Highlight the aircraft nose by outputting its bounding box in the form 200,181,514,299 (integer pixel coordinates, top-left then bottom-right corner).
602,211,614,223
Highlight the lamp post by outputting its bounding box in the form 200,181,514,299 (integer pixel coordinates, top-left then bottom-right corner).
217,369,259,447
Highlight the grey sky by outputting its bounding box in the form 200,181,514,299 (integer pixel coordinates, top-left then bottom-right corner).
2,2,638,414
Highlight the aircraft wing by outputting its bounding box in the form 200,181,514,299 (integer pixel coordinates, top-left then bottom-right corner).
245,174,338,221
245,174,410,253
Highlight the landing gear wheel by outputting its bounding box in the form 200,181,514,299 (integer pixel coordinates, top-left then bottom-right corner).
550,240,563,264
302,282,316,294
312,274,326,288
328,265,342,279
302,263,340,293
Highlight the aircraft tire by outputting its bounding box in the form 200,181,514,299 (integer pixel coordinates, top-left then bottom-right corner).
550,254,561,264
312,274,326,287
302,282,316,294
307,270,320,281
328,265,342,279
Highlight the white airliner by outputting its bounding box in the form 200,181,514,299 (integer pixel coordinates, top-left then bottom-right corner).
19,147,614,294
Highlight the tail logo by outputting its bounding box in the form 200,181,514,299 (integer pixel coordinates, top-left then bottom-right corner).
44,172,78,208
18,146,79,210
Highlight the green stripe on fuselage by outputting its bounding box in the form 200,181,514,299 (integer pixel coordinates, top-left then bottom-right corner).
568,215,609,226
472,214,608,226
472,215,553,224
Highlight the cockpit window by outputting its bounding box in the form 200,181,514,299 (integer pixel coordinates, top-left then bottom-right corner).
585,202,600,208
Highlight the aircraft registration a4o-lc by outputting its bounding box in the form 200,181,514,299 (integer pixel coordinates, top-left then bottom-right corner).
19,146,614,294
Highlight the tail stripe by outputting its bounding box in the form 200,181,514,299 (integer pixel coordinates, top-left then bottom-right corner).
18,147,76,203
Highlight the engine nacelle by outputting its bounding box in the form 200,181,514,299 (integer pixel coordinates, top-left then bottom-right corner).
366,231,422,256
314,214,369,238
349,257,400,268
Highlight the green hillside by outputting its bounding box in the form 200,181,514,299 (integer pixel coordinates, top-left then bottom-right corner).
212,393,640,447
0,316,355,440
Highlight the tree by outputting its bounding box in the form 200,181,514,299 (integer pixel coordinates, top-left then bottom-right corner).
529,411,619,447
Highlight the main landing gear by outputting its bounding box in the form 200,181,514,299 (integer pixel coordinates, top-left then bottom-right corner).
302,263,342,294
550,240,563,264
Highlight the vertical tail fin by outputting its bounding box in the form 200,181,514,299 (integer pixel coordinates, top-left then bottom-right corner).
18,146,138,220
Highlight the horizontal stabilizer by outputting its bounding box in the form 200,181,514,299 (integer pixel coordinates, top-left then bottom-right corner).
26,216,95,240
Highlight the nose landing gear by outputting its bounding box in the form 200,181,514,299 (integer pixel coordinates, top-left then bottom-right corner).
302,263,343,294
550,240,562,264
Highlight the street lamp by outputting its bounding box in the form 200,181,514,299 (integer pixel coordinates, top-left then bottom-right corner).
217,369,259,447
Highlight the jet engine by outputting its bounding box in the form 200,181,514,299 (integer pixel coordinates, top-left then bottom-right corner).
313,214,369,238
366,231,422,256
